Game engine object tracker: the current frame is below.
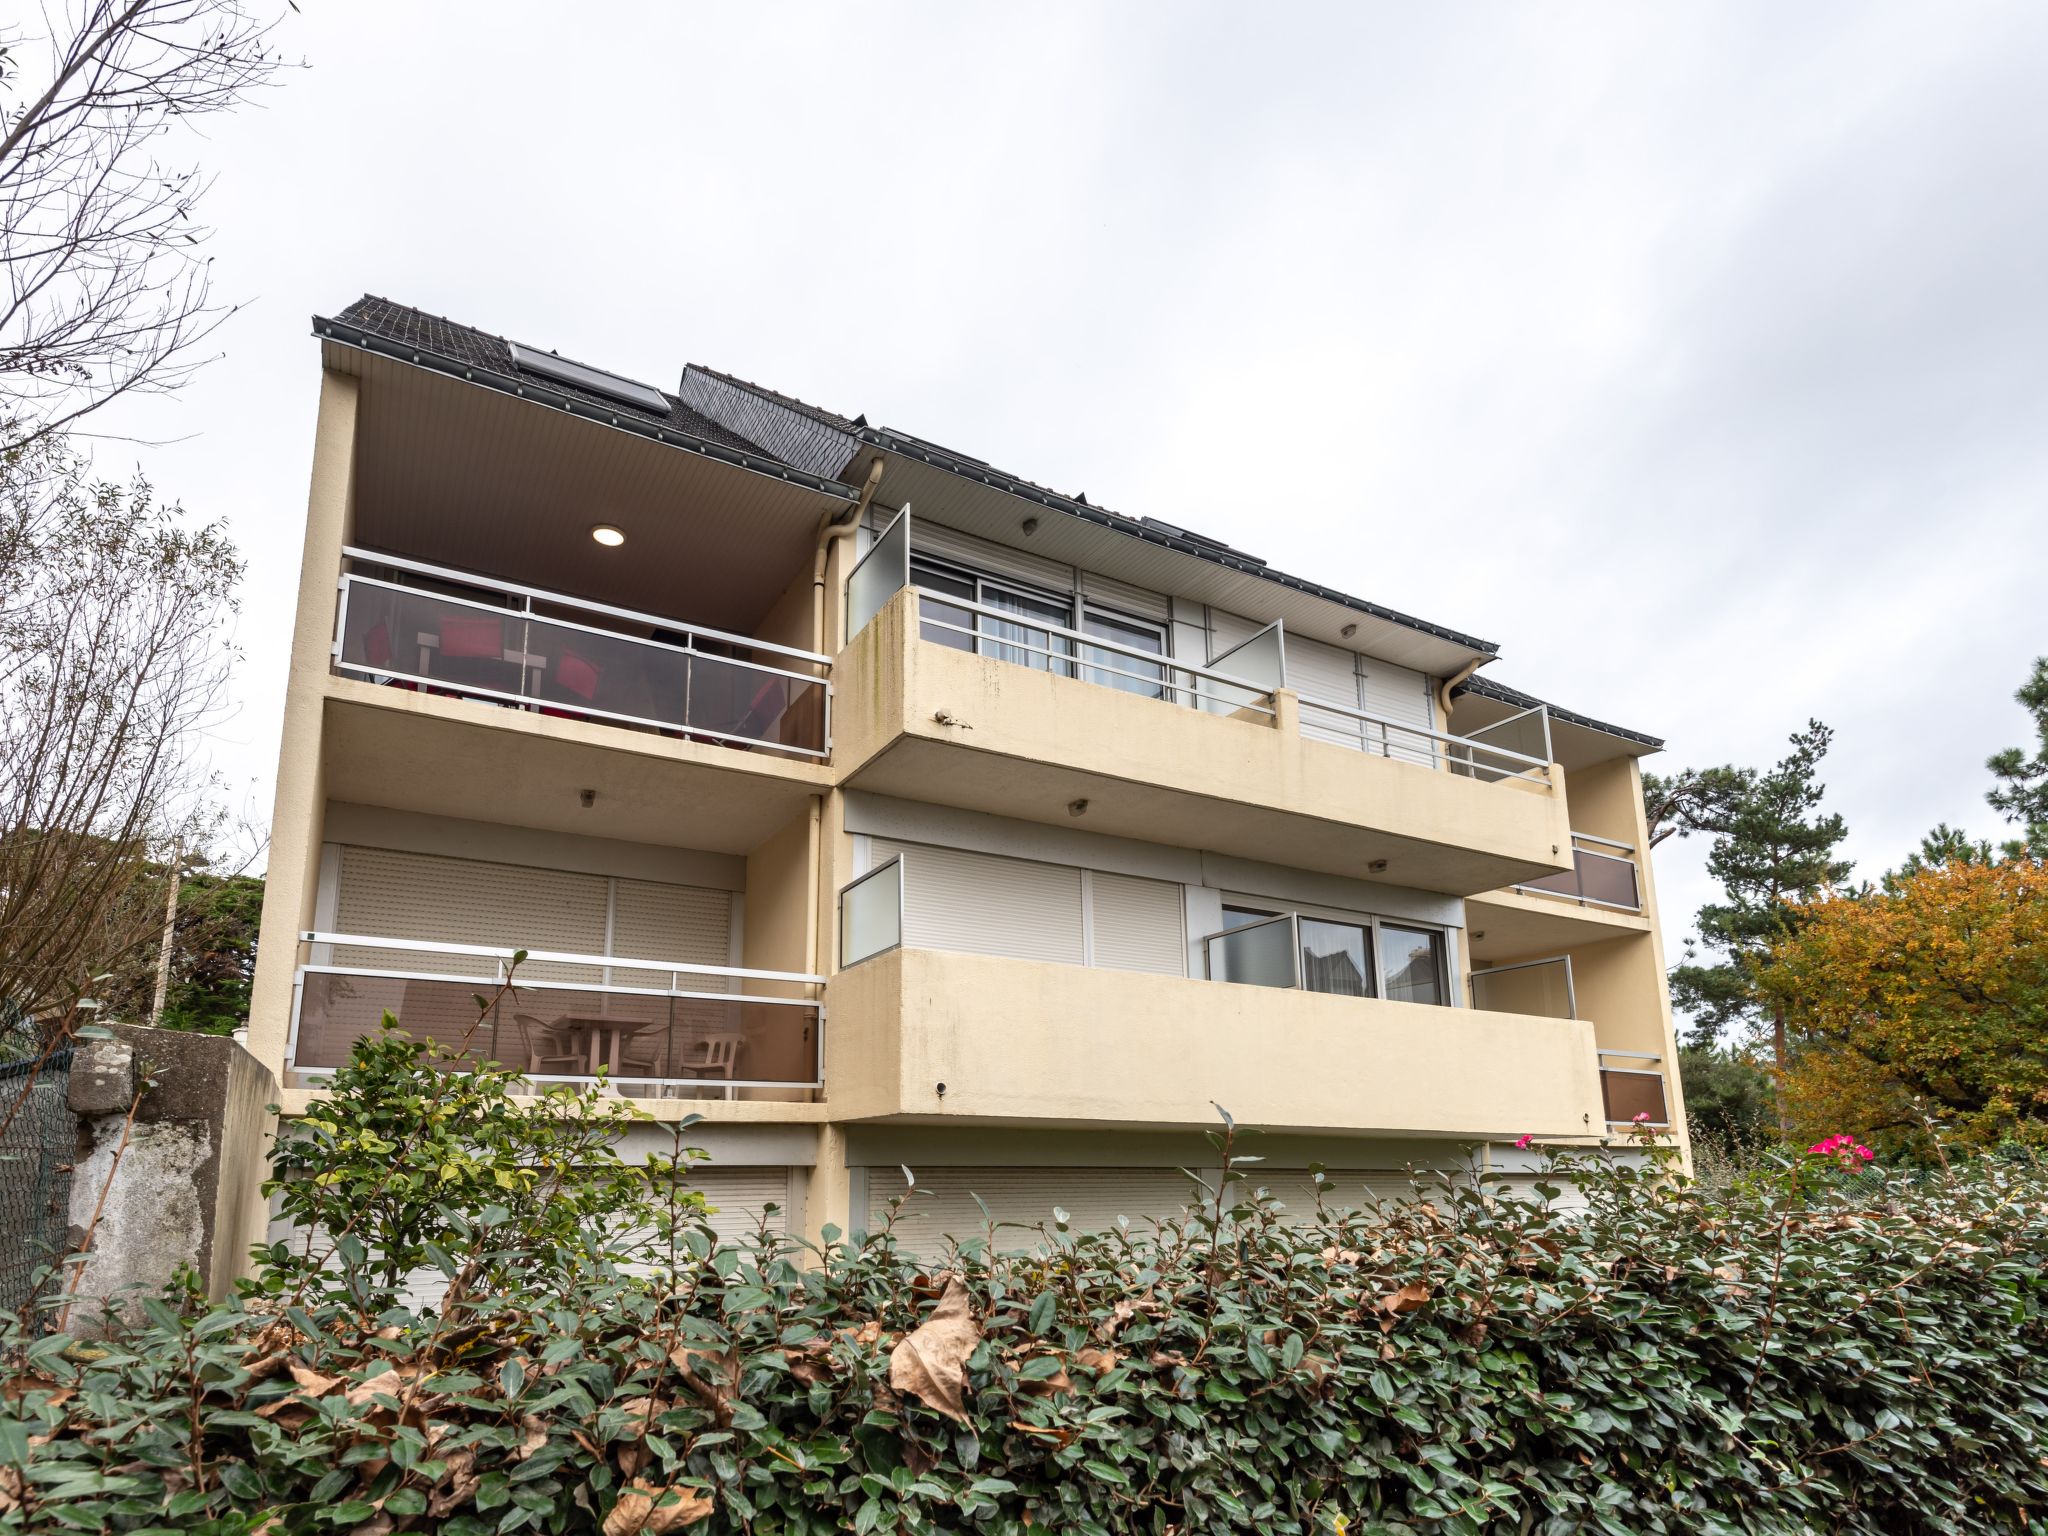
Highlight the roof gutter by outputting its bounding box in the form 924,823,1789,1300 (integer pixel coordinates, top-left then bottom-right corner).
313,317,859,505
854,426,1498,656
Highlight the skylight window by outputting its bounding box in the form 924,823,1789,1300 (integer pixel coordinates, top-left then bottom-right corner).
507,341,670,413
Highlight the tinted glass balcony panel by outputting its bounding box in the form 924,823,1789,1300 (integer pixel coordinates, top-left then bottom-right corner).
1600,1068,1669,1126
335,576,826,756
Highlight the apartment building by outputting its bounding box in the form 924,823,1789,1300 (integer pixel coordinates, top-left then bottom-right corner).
241,295,1688,1256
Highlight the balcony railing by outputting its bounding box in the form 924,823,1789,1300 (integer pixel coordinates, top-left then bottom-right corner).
286,931,824,1097
915,595,1281,721
334,548,832,758
845,508,1551,786
1468,955,1576,1018
1599,1049,1670,1129
1514,833,1642,912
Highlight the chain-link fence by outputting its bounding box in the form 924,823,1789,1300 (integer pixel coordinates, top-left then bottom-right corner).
0,1048,77,1318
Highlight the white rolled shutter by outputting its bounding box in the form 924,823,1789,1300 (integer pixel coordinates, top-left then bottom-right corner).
332,848,732,983
333,847,607,983
690,1169,794,1245
870,840,1084,965
1206,607,1260,660
912,521,1074,594
1289,635,1367,748
1087,872,1186,975
1080,571,1170,624
1360,659,1437,766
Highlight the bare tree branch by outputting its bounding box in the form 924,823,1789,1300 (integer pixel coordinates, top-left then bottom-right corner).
0,432,243,1038
0,0,301,450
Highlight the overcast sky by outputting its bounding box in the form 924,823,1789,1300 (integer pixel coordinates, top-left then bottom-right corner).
88,1,2045,962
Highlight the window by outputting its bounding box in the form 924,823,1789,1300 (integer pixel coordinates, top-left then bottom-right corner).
909,553,1168,693
1204,902,1451,1007
1378,924,1447,1006
1080,609,1167,698
1300,918,1373,998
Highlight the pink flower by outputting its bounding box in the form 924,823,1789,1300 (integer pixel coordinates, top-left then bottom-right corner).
1856,1145,1874,1161
1514,1134,1534,1151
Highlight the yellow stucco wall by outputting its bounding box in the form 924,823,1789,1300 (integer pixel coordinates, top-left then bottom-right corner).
824,946,1606,1143
242,370,1691,1262
832,588,1574,898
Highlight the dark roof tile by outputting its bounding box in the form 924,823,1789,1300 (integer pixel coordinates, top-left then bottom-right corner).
333,296,772,459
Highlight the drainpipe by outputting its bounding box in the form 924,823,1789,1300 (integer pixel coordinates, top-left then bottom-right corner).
812,456,886,655
1437,657,1486,726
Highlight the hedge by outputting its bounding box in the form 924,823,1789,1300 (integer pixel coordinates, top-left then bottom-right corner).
4,1134,2046,1536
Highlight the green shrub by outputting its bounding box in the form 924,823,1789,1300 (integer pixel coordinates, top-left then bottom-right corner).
4,1021,2046,1534
6,1147,2048,1533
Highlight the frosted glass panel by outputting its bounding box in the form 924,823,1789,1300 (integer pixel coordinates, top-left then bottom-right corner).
847,509,910,639
840,858,903,967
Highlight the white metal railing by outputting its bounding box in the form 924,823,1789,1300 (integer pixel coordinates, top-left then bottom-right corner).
916,595,1279,718
1515,832,1643,911
912,590,1546,785
1296,695,1551,784
286,931,825,1094
334,547,832,758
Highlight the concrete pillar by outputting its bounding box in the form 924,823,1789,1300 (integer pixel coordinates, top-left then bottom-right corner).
62,1024,278,1335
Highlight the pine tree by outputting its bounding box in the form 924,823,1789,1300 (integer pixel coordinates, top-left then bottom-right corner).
1669,721,1852,1076
1986,657,2048,856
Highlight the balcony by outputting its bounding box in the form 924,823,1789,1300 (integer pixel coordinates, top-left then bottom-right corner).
334,548,830,759
286,932,823,1099
834,586,1572,898
1468,957,1671,1133
1599,1050,1672,1130
1512,833,1642,912
824,945,1606,1140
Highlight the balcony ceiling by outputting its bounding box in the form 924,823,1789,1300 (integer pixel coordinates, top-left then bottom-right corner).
321,688,831,856
330,347,851,637
1464,888,1652,966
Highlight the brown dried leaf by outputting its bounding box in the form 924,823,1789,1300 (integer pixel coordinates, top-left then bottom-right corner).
1379,1282,1432,1316
849,1319,883,1348
1008,1418,1077,1447
427,1449,480,1519
889,1277,980,1423
347,1515,393,1536
345,1369,405,1408
1019,1366,1071,1397
240,1352,289,1383
289,1363,340,1397
514,1416,549,1460
1075,1346,1123,1373
781,1345,839,1387
604,1482,715,1534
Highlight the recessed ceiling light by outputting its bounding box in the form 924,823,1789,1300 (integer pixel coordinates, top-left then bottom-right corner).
590,525,625,547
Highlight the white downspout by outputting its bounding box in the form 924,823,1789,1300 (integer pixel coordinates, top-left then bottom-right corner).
812,456,886,654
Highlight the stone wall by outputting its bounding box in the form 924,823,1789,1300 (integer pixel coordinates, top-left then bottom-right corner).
64,1024,277,1334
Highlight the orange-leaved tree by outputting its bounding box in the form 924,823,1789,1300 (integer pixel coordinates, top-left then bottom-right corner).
1763,857,2048,1157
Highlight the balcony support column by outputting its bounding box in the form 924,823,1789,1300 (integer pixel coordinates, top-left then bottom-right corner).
1272,687,1300,736
802,1123,853,1252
